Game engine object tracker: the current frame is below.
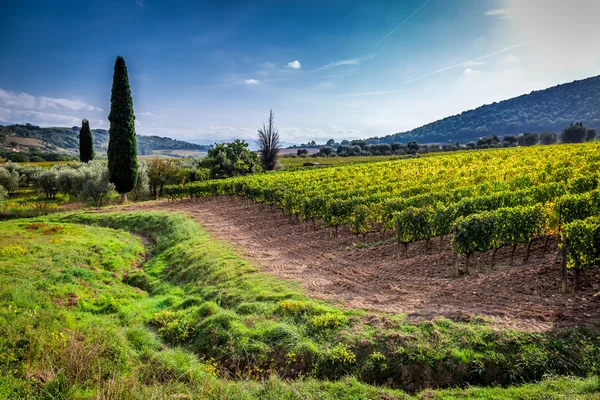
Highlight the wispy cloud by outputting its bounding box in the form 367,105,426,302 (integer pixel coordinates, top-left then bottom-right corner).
139,111,156,117
343,42,528,97
0,107,107,128
485,9,510,18
312,54,374,72
287,60,301,69
0,88,102,111
0,88,35,108
463,68,482,76
38,96,102,111
502,54,522,67
244,79,260,85
329,122,361,135
136,0,144,8
373,0,431,48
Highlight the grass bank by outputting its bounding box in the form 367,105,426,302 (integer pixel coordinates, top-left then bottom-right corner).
1,211,599,398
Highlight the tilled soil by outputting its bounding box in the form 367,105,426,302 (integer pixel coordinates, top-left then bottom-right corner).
123,197,600,332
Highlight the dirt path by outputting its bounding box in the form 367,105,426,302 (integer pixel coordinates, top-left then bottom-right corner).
123,197,600,332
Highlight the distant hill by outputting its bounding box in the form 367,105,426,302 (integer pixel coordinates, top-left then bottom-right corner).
0,124,209,157
367,75,600,144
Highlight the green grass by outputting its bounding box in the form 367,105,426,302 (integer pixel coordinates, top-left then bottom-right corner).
1,211,599,398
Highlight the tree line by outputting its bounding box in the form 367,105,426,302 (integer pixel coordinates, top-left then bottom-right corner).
290,123,597,158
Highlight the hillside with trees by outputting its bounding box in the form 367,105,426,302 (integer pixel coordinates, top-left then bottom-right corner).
0,123,208,158
367,75,600,144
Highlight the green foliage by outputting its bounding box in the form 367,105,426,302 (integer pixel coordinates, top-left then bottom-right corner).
199,139,261,179
554,190,600,225
563,216,600,270
453,206,546,255
394,207,435,245
452,213,494,255
560,122,589,143
539,131,558,145
108,56,138,194
517,132,539,146
78,119,94,163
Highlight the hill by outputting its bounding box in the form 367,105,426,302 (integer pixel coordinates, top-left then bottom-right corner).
369,75,600,144
0,123,209,157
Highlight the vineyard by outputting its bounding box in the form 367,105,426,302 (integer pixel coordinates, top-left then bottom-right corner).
165,143,600,291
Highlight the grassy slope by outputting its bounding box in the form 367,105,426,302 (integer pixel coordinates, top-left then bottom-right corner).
1,212,599,398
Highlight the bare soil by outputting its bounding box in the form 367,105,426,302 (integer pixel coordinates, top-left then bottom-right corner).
123,197,600,332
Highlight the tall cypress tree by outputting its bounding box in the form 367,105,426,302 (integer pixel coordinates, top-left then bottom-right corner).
79,119,94,163
108,55,138,202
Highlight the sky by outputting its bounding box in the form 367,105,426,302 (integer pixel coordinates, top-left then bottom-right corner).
1,0,599,145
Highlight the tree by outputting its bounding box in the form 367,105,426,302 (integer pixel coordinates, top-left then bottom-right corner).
80,161,114,207
297,148,308,156
518,132,539,146
78,119,94,163
539,131,557,145
586,128,597,141
477,134,500,148
200,140,261,179
560,123,587,143
0,168,19,196
147,158,179,199
107,56,138,203
319,146,334,157
326,139,335,147
257,109,281,171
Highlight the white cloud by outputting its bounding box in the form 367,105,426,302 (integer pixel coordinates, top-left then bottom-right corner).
287,60,301,69
328,122,361,135
139,111,156,116
136,0,144,7
0,89,36,108
502,54,522,67
244,79,260,85
0,88,102,112
0,107,107,128
38,96,102,111
485,9,510,18
463,68,482,76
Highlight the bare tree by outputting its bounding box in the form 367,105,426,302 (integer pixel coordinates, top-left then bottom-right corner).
257,109,281,170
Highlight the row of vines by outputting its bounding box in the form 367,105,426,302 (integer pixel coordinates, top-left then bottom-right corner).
165,143,600,291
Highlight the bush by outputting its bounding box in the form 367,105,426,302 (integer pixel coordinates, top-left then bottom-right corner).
560,123,587,143
35,170,59,199
0,168,19,196
539,131,558,145
80,161,114,207
518,132,539,146
130,161,150,201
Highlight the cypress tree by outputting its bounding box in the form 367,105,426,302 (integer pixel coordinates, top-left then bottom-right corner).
108,55,138,202
79,119,94,163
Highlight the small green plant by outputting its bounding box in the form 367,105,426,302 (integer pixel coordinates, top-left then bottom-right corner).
310,312,348,330
329,343,356,365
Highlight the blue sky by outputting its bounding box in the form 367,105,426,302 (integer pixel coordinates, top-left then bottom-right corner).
1,0,599,145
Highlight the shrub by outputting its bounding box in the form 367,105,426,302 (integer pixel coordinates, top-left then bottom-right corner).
35,170,59,199
0,168,19,196
539,131,558,145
